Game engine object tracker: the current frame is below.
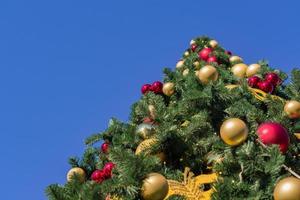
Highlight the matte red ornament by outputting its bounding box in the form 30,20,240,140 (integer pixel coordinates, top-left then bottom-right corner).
257,80,274,93
257,122,290,153
207,56,218,63
91,169,105,183
198,48,212,61
248,76,261,88
191,44,197,52
265,72,281,86
151,81,163,94
101,142,109,153
141,84,152,94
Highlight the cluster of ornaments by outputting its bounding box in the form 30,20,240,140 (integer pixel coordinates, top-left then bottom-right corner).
141,81,175,97
91,162,115,183
248,72,281,93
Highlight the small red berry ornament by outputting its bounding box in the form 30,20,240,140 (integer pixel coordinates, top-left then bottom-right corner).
191,44,197,52
198,48,212,61
103,162,115,178
91,169,105,183
248,76,261,88
257,122,290,153
101,142,109,153
257,80,274,93
265,72,281,86
141,84,151,94
207,56,218,64
151,81,163,94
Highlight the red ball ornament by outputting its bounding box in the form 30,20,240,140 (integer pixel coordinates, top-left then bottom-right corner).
265,72,281,86
191,44,197,52
207,56,218,64
248,76,261,88
103,162,115,178
257,80,274,93
150,81,163,94
141,84,151,94
91,169,105,183
257,122,290,153
198,48,212,61
101,142,109,153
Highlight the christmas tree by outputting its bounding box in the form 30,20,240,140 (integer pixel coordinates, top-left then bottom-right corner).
46,36,300,200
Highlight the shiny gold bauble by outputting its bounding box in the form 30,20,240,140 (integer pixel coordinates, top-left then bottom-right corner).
209,40,218,48
141,173,169,200
184,51,190,57
197,65,218,84
246,63,261,77
193,61,200,69
67,167,86,182
284,100,300,119
176,60,185,69
220,118,248,146
136,123,156,139
162,82,175,96
231,63,248,78
229,56,243,63
274,177,300,200
182,69,189,76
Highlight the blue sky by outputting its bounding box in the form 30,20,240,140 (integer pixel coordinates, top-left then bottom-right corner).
0,1,299,199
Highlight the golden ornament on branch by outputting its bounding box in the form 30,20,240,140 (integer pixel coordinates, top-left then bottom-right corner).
273,176,300,200
165,167,218,200
135,138,166,162
284,100,300,119
220,118,248,146
197,65,218,84
176,60,185,69
162,82,175,96
136,123,156,139
66,167,86,183
209,40,218,48
246,63,261,77
231,63,248,78
141,173,169,200
229,56,243,63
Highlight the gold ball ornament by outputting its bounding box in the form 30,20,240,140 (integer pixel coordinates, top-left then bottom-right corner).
284,100,300,119
193,61,200,69
197,65,219,84
246,64,261,77
231,63,248,78
220,118,248,146
209,40,218,48
67,167,86,182
162,82,175,96
182,69,189,76
141,173,169,200
136,123,156,139
274,177,300,200
229,56,243,63
176,60,185,69
184,51,189,57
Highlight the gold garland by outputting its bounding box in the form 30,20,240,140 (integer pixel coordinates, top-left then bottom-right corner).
164,167,218,200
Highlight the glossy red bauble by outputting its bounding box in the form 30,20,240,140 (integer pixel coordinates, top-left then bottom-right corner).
150,81,163,94
141,84,152,94
103,162,115,178
248,76,261,88
257,80,274,93
265,72,281,86
191,44,197,52
91,170,105,183
101,142,109,153
198,48,212,61
257,122,290,153
207,56,218,64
